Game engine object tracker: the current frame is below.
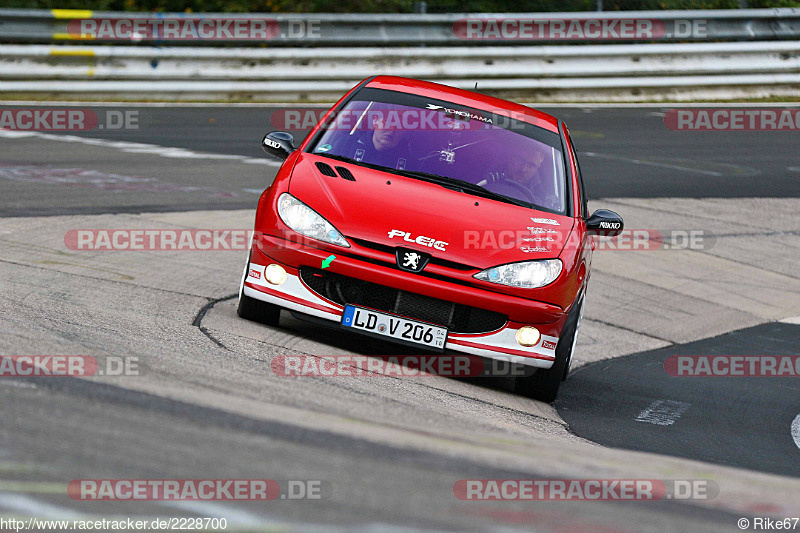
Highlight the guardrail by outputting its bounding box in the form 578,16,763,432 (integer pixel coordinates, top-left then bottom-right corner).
1,41,799,101
1,8,800,46
1,9,799,101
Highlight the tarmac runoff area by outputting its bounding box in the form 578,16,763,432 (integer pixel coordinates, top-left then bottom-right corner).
0,197,798,530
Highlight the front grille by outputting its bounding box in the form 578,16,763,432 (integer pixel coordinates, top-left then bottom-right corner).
300,267,507,334
350,238,474,271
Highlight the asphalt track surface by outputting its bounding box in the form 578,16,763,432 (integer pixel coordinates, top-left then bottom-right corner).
0,104,799,217
558,321,800,478
1,103,799,532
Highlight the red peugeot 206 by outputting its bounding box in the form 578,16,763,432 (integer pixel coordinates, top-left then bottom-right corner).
238,76,622,402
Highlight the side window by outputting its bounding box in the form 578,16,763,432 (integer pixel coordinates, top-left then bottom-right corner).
566,130,588,218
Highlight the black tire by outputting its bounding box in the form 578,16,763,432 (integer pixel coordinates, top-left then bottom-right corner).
514,295,584,403
237,292,281,327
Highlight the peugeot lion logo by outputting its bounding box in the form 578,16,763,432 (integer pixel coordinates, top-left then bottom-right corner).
395,248,430,273
403,252,422,270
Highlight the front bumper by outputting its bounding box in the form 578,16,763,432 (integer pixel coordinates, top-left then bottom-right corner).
244,241,563,369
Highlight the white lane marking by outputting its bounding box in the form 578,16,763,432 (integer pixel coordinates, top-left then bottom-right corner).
160,501,437,532
0,380,37,389
160,500,265,527
0,493,82,519
779,316,800,325
0,129,280,167
792,413,800,449
787,167,800,173
0,493,168,526
582,152,722,176
0,490,442,533
636,400,691,426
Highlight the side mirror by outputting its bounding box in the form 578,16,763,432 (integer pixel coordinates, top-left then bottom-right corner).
262,131,295,160
586,209,624,237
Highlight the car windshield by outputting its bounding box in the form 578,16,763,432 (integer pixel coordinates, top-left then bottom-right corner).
308,90,568,214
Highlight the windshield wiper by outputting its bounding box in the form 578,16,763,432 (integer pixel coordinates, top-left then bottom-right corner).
316,153,360,164
315,154,453,185
452,180,530,207
314,153,528,208
395,170,529,207
389,169,463,189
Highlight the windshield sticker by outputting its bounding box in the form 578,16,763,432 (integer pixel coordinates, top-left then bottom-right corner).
315,143,332,152
425,103,493,124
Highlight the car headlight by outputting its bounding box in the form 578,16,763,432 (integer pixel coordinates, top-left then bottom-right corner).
277,193,350,247
474,259,562,289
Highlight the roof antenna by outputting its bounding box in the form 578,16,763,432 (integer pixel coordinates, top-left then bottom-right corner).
474,82,479,92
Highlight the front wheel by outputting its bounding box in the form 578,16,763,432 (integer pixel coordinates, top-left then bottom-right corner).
514,294,584,403
237,292,281,327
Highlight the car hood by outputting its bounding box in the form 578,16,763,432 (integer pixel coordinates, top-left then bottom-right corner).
288,154,575,270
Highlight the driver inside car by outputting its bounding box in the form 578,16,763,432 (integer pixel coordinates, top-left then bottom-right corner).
322,112,414,171
477,147,561,212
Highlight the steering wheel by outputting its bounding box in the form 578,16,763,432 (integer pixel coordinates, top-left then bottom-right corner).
484,179,536,204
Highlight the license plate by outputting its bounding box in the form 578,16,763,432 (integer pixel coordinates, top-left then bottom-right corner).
341,305,447,351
